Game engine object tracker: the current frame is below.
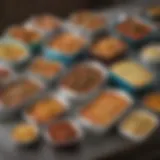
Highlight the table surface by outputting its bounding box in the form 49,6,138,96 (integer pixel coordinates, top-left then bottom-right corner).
0,1,159,160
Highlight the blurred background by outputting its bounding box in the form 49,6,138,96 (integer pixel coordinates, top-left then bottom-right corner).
0,0,133,32
1,0,159,32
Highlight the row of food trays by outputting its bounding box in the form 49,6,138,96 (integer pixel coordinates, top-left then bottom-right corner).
0,6,159,149
11,86,160,148
0,6,159,67
1,58,159,148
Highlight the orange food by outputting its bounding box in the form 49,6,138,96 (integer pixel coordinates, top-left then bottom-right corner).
28,97,65,123
29,57,61,78
143,92,160,112
71,10,94,24
71,10,106,30
117,18,152,40
147,6,160,18
33,15,61,31
49,33,85,54
91,37,127,60
81,92,129,126
8,26,41,43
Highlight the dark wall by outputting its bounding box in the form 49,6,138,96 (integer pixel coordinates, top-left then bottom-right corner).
0,0,118,32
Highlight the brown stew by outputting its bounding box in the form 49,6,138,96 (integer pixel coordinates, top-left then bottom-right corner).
48,121,77,143
61,64,103,93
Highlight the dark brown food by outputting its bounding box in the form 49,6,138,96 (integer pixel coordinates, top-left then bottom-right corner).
61,64,103,93
48,121,77,143
0,79,41,107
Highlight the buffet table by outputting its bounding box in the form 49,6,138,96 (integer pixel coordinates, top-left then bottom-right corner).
0,1,159,160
